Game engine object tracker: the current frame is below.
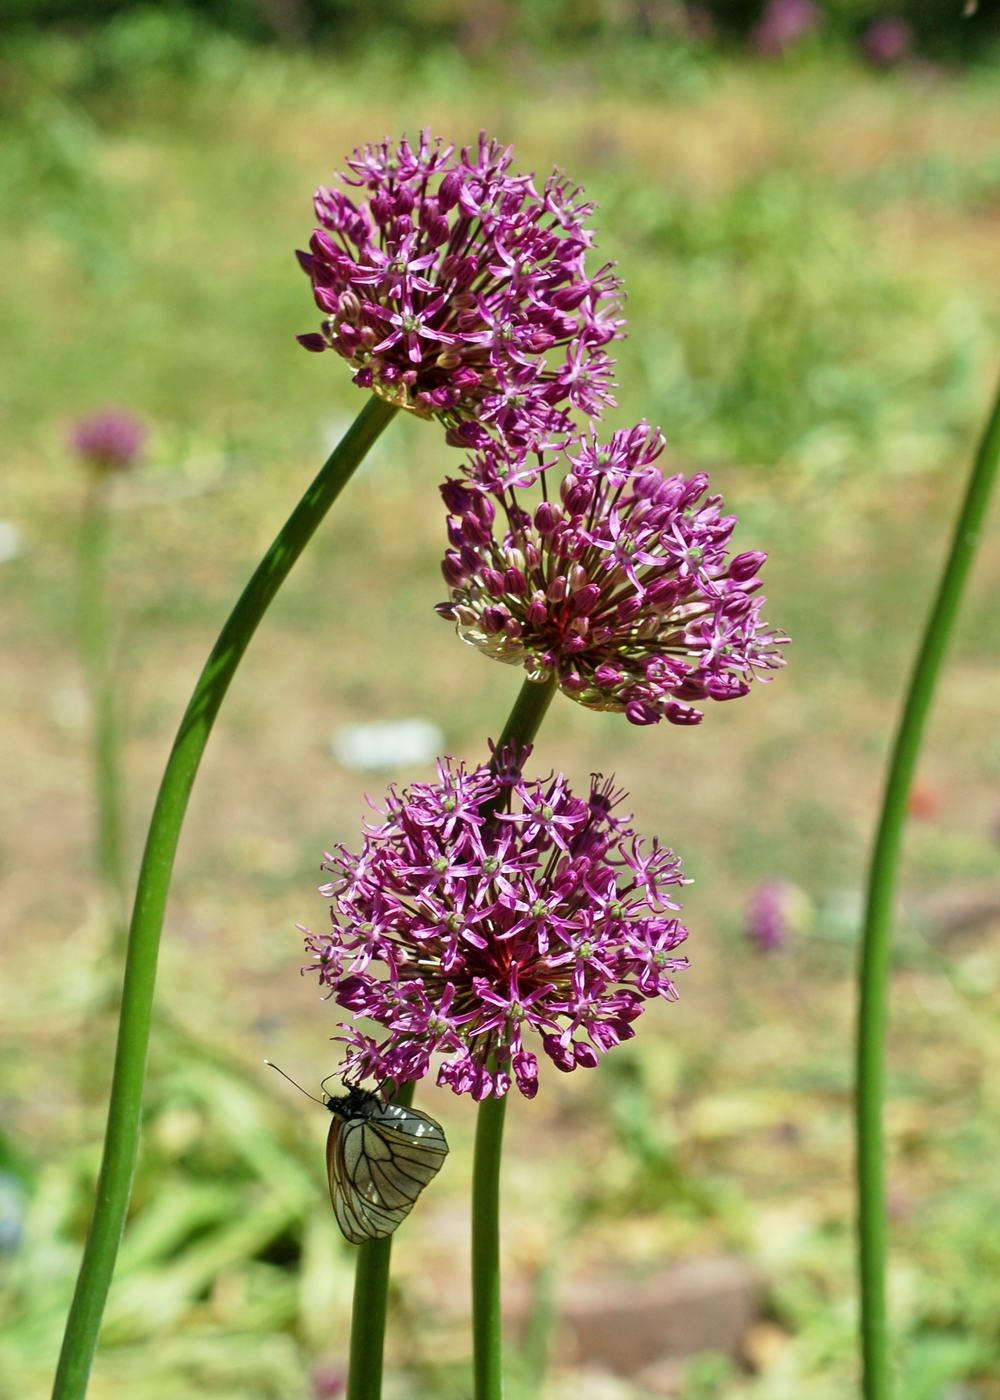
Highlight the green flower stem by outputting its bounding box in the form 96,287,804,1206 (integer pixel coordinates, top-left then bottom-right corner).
52,395,399,1400
474,674,557,1400
491,673,558,764
472,1090,509,1400
855,376,1000,1400
78,476,128,942
346,1079,416,1400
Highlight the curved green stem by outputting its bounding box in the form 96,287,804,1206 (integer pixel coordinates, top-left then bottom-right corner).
473,674,557,1400
855,376,1000,1400
78,477,128,942
52,395,398,1400
345,1079,415,1400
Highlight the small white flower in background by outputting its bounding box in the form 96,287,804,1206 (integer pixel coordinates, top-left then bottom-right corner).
0,521,24,564
330,718,445,773
49,685,89,732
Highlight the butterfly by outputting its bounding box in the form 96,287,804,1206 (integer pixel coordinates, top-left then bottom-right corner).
266,1064,448,1244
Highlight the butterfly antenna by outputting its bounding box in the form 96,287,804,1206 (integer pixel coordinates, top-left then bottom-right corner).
264,1060,326,1106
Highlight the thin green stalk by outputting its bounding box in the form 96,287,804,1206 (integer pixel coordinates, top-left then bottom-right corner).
855,376,1000,1400
473,1091,508,1400
52,395,398,1400
346,1079,415,1400
78,476,128,941
491,673,558,763
473,674,557,1400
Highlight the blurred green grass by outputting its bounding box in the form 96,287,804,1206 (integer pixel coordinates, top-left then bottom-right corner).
2,17,1000,1400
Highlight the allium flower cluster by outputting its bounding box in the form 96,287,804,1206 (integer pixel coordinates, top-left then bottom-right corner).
745,879,809,953
304,756,689,1100
751,0,820,56
862,16,912,67
437,423,788,726
296,131,624,450
70,409,147,473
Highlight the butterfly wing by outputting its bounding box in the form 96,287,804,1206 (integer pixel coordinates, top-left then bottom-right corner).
366,1101,449,1190
327,1117,389,1244
326,1102,449,1245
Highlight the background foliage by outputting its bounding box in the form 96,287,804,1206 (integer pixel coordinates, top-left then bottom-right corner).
4,0,1000,58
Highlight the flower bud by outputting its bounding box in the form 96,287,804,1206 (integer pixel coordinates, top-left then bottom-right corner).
312,282,340,316
504,565,526,593
729,550,766,582
441,551,468,586
438,169,462,210
663,701,702,726
546,575,568,604
441,479,473,514
572,583,602,616
625,700,660,726
527,595,548,627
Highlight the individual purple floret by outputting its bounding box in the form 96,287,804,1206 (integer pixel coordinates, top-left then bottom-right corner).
750,0,820,55
296,130,624,451
436,423,788,726
862,17,913,67
303,754,689,1100
70,409,147,473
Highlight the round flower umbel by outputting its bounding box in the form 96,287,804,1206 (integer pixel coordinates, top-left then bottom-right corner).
437,423,788,725
296,131,624,450
70,409,147,474
745,879,810,953
303,756,689,1100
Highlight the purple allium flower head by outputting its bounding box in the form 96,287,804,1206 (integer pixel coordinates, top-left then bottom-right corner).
311,1361,346,1399
436,423,788,726
751,0,820,55
303,754,689,1100
297,131,624,451
70,409,147,473
863,17,913,66
745,879,808,952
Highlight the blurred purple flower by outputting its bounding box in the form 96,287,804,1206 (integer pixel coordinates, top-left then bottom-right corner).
751,0,821,56
310,1360,345,1398
70,409,147,473
297,131,624,452
303,754,689,1100
436,423,788,727
746,879,807,952
863,17,913,67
